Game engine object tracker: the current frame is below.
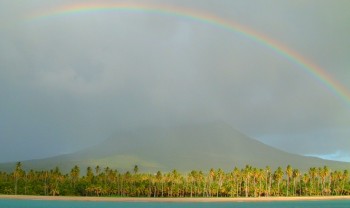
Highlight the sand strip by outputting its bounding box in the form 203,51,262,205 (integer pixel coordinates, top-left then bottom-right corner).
1,195,350,202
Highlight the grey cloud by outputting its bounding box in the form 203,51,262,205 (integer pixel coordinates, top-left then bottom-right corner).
0,0,349,162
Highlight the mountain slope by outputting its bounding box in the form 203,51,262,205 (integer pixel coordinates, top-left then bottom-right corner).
1,123,349,173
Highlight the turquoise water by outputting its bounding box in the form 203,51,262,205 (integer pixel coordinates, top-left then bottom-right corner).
1,199,350,208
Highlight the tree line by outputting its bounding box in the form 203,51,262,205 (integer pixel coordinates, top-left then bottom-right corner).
0,162,349,197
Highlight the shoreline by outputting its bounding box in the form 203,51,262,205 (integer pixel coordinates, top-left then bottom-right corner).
1,195,350,202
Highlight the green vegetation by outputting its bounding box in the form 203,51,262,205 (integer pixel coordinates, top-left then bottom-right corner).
0,163,349,197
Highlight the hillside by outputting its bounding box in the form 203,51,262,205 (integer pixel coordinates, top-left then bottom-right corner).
1,123,349,173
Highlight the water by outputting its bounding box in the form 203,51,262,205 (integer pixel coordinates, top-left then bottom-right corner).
1,199,350,208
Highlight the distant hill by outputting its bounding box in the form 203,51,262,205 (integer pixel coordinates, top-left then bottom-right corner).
1,123,349,173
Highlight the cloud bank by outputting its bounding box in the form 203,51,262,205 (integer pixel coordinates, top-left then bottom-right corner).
0,0,349,162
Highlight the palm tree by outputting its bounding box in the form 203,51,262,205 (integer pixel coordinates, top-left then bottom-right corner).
197,171,205,197
332,171,343,195
243,165,252,197
23,170,29,195
133,165,139,175
308,167,317,195
320,166,329,195
170,169,180,197
155,171,164,197
187,171,196,197
86,166,94,183
50,167,62,196
251,168,259,197
95,165,101,176
104,167,110,186
302,173,310,196
232,167,241,197
257,169,264,197
41,170,49,195
292,169,301,196
27,169,35,195
216,168,225,197
273,167,284,196
70,165,80,188
14,162,23,195
265,166,271,197
107,169,116,185
208,168,215,197
285,165,293,196
342,170,349,195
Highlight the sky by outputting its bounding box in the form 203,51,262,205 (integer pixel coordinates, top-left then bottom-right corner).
1,0,350,163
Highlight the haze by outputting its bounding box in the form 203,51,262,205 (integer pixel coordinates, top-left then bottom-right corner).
1,0,350,163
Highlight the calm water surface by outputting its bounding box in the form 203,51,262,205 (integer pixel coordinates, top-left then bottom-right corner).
1,199,350,208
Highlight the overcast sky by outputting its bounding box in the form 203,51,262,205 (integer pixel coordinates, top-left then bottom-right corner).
1,0,350,163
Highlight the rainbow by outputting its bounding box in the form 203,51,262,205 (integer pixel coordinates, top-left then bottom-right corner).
28,2,350,106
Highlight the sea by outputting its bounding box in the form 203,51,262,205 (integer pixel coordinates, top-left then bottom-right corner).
1,200,350,208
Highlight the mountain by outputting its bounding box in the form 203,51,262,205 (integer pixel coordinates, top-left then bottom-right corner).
1,123,349,173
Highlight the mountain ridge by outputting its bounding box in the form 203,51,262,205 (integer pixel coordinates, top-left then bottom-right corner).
1,123,349,173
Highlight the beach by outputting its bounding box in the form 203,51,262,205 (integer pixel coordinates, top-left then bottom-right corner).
1,195,350,202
